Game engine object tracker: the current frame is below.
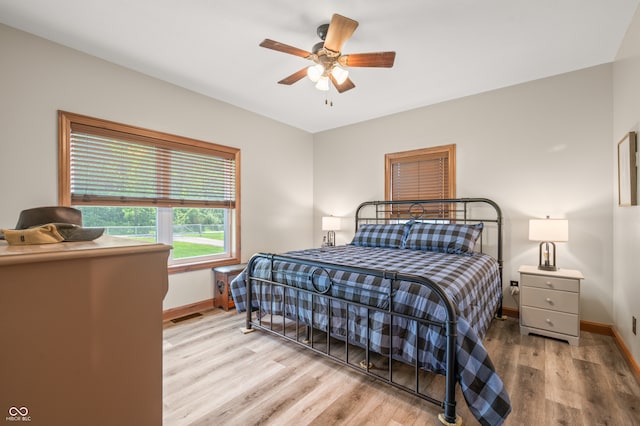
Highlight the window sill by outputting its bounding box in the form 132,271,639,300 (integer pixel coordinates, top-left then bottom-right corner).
168,257,241,274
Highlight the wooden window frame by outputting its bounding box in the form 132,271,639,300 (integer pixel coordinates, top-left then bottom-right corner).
58,111,241,273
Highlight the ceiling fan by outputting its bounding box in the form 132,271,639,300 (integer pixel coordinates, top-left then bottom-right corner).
259,13,396,94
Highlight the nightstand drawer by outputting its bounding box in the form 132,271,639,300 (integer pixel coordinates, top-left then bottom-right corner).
520,286,579,314
521,274,579,292
521,306,579,336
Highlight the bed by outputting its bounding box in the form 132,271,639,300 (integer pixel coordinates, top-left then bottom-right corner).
230,198,511,425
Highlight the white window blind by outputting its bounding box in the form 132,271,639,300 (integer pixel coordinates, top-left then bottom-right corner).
69,123,236,208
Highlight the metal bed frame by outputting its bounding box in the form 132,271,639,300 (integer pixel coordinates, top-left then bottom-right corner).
242,198,503,425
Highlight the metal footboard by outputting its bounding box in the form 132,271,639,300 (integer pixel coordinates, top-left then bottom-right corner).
244,254,461,424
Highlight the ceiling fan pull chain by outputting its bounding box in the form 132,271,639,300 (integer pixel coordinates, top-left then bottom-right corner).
324,93,333,107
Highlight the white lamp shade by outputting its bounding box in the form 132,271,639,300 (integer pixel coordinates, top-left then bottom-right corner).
322,216,341,231
307,64,324,82
331,66,349,85
529,218,568,242
315,76,330,91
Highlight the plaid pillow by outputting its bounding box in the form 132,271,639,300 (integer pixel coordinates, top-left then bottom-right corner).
351,223,408,248
404,222,483,255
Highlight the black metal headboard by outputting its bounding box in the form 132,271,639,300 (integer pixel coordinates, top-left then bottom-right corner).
354,198,503,276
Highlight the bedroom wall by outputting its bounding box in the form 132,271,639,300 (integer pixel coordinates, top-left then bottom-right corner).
613,4,640,367
313,64,614,325
0,23,315,310
1,18,628,343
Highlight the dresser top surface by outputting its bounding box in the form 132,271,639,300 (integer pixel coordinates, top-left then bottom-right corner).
518,264,584,280
0,235,170,265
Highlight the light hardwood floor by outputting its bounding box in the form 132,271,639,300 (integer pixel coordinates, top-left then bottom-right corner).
163,309,640,426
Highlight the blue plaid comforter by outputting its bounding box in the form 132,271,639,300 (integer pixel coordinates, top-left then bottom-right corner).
230,245,511,425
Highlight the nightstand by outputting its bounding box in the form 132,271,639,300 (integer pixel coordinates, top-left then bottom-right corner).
213,263,246,311
518,265,583,345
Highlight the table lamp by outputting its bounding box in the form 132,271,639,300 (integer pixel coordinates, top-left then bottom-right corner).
529,217,568,271
322,216,341,247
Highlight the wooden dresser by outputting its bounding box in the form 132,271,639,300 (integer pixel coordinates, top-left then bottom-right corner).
0,236,170,426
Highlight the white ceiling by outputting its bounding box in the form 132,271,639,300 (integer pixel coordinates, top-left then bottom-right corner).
1,0,638,133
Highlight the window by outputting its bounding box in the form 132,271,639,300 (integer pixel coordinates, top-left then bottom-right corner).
58,111,240,272
385,144,456,218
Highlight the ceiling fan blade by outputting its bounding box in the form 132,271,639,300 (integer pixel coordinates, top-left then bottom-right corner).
278,68,309,85
329,75,356,93
323,14,359,53
259,39,312,58
340,52,396,68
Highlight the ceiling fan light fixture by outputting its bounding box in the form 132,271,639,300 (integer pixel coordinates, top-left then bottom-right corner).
331,65,349,85
307,64,324,82
315,76,330,91
260,13,396,95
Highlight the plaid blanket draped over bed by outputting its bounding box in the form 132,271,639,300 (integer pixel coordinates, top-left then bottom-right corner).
230,245,511,425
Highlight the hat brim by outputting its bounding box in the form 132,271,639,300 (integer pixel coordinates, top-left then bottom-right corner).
53,223,105,242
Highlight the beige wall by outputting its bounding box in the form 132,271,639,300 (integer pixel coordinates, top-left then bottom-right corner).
0,24,315,310
314,65,614,325
613,5,640,367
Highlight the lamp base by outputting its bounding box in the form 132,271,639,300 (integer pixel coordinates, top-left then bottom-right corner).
327,230,335,247
538,241,558,272
537,264,558,271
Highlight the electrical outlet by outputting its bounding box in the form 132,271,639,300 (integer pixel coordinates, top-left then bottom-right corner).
510,280,518,287
633,316,637,335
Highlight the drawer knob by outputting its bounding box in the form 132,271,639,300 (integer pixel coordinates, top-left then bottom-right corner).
546,297,553,304
546,318,553,325
546,281,553,286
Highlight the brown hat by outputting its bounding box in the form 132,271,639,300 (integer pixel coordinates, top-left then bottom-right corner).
1,206,104,244
15,206,83,229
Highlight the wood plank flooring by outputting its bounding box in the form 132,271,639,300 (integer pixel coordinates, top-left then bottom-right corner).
163,309,640,425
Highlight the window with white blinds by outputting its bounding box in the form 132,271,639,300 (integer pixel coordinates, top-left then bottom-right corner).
58,111,241,271
66,123,236,208
385,145,456,217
